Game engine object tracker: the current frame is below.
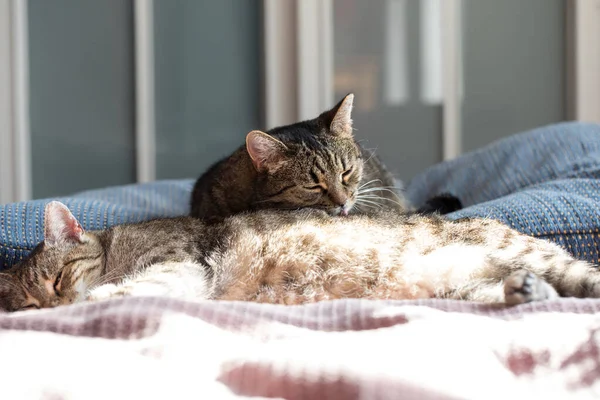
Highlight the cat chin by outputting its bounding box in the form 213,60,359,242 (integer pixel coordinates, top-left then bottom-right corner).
329,203,354,217
326,209,349,217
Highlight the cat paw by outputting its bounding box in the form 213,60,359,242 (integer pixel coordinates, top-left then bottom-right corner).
86,283,130,302
503,270,558,306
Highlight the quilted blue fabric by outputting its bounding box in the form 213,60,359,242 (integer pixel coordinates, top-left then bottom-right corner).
405,121,600,264
1,121,600,270
0,180,194,269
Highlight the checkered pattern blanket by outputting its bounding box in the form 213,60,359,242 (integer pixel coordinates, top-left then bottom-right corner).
2,121,600,398
1,297,599,399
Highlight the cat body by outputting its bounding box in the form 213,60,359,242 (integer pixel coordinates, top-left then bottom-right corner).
190,94,408,222
1,201,599,312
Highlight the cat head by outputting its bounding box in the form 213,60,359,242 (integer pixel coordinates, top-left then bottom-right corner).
245,93,363,216
0,201,104,312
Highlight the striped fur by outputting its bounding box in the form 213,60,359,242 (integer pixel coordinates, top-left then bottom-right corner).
0,201,599,312
190,94,408,222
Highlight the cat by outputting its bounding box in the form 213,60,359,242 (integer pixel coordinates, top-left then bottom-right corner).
190,93,415,222
0,200,598,312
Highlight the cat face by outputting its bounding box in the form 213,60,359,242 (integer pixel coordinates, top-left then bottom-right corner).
246,94,363,216
0,202,103,311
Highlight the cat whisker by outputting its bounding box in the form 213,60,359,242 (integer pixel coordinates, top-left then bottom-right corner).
358,179,383,190
102,269,126,284
353,202,377,211
91,277,115,289
356,195,391,201
358,187,404,202
353,203,365,213
359,185,398,190
355,204,383,211
355,199,385,209
97,268,122,282
358,186,399,194
364,151,375,164
357,193,406,208
86,269,137,297
363,148,378,165
356,199,389,209
88,269,122,289
377,187,405,199
354,198,378,207
357,194,391,198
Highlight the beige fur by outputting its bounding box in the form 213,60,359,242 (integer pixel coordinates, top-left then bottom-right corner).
0,202,598,312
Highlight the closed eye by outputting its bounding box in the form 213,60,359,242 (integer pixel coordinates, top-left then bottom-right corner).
20,304,40,311
342,168,353,183
53,270,63,296
305,185,325,192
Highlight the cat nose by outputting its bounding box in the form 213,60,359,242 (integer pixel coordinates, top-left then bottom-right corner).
330,193,348,207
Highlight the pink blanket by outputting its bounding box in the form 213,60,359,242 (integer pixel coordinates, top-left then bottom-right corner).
1,297,599,399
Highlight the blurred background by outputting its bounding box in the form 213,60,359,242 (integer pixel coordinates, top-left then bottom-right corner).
0,0,599,203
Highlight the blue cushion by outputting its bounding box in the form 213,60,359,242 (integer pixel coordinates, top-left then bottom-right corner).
446,179,600,263
1,121,600,270
405,121,600,206
404,121,600,264
0,180,194,270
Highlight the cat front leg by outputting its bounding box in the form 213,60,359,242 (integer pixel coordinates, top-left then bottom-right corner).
86,281,161,301
450,271,559,305
503,269,559,305
87,283,123,302
86,261,213,302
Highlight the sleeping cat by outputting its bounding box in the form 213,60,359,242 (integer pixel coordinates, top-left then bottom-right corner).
0,201,598,312
190,93,416,222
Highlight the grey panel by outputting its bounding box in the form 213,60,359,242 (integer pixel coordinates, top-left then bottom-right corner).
461,0,566,152
333,0,442,182
154,0,262,180
28,0,136,198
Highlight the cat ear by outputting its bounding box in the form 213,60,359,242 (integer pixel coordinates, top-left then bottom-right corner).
246,130,289,173
44,201,85,247
320,93,354,138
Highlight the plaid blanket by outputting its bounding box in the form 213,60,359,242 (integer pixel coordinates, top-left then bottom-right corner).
1,297,599,399
2,122,600,398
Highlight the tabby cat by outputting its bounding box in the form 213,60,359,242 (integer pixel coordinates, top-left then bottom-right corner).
0,201,598,312
190,93,411,222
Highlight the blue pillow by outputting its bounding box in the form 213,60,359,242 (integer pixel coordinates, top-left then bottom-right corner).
0,180,194,270
1,121,600,270
405,121,600,207
404,121,600,264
